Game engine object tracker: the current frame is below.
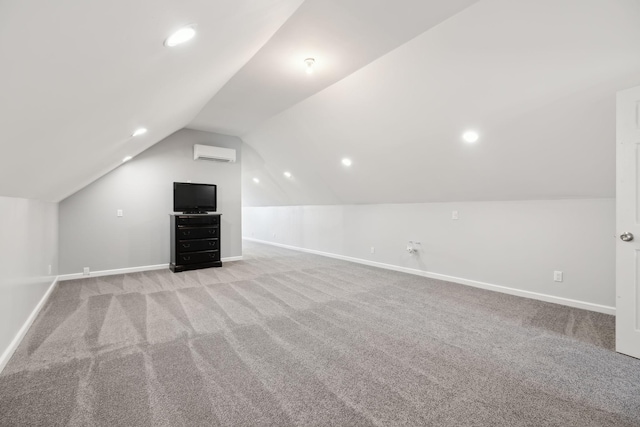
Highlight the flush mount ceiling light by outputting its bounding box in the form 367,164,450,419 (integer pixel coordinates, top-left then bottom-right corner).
341,158,352,167
304,58,315,74
122,156,133,163
164,25,196,47
253,177,260,183
462,130,479,143
283,171,292,178
132,128,147,137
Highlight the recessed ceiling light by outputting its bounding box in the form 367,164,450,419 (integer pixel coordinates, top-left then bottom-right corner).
305,58,315,74
132,128,147,137
342,158,352,167
462,131,479,143
253,177,260,183
122,156,133,163
164,25,196,47
283,171,292,178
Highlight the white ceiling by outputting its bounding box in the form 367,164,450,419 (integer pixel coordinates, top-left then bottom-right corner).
3,0,639,206
188,0,479,136
0,0,303,202
241,0,640,206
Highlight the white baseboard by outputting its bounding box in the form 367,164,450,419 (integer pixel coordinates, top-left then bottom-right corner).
243,237,616,316
57,257,244,281
0,276,59,374
57,263,169,281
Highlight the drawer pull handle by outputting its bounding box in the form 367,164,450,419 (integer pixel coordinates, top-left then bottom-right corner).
208,242,214,246
183,231,190,236
183,256,191,261
183,243,190,248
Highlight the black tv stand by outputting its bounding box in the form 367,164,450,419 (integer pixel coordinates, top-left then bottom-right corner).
170,213,222,272
183,210,209,214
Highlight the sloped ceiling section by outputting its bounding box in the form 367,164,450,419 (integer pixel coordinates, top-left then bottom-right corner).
242,0,640,207
188,0,480,136
0,0,303,202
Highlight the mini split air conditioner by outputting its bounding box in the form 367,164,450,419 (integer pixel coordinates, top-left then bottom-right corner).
193,144,236,162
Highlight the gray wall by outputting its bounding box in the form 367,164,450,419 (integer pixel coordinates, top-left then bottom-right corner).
0,196,58,368
59,129,242,274
243,198,615,309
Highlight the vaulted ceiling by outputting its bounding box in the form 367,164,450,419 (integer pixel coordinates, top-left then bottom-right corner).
0,0,303,202
2,0,639,205
188,0,479,136
240,0,640,206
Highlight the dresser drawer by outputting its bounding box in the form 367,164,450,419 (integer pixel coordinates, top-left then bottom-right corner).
170,214,222,273
176,226,219,240
176,216,219,226
177,239,219,253
177,250,219,265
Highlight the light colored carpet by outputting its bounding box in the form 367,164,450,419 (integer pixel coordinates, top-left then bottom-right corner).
1,241,639,426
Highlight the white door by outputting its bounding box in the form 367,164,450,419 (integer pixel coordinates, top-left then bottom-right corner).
616,85,640,359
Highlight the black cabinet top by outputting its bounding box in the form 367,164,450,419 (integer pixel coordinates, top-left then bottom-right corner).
169,213,222,217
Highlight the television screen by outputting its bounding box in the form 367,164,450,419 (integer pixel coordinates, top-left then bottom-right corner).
173,182,217,213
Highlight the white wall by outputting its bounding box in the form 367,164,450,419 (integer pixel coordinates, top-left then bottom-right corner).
243,198,615,310
0,196,58,369
59,129,242,274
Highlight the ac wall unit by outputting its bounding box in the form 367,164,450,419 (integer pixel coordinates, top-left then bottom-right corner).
193,144,236,162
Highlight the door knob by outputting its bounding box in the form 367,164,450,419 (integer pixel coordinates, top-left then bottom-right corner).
620,232,634,242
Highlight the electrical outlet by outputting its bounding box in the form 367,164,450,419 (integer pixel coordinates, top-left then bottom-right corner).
117,209,123,217
272,233,276,238
83,267,90,276
370,246,375,254
48,265,52,275
452,210,459,220
407,241,419,254
554,271,563,282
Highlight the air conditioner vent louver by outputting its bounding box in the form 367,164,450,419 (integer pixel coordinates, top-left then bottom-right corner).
194,144,236,162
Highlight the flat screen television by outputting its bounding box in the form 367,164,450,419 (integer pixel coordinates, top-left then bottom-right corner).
173,182,217,213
